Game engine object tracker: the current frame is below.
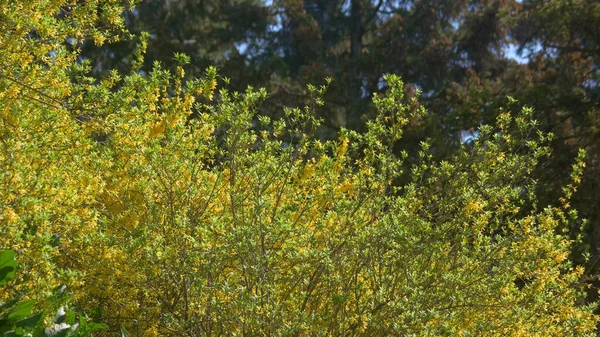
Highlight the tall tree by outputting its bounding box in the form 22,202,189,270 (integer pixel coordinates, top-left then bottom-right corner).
80,0,272,91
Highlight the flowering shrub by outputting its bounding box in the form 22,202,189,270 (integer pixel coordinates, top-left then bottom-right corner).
0,1,597,336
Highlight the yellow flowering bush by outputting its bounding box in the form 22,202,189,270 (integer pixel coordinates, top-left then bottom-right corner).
1,0,134,300
1,1,597,336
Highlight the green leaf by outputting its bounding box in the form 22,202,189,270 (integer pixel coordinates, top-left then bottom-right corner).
7,301,34,321
15,311,43,329
75,319,108,337
120,326,130,337
65,309,76,326
0,251,18,286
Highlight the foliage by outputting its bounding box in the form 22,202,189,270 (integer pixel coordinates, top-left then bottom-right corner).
79,0,271,86
0,250,107,337
1,1,599,336
76,1,600,265
0,0,135,302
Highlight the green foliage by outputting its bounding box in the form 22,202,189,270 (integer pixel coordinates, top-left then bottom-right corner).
0,251,106,337
0,251,17,287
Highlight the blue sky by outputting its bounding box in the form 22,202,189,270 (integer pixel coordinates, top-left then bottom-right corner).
504,44,530,64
